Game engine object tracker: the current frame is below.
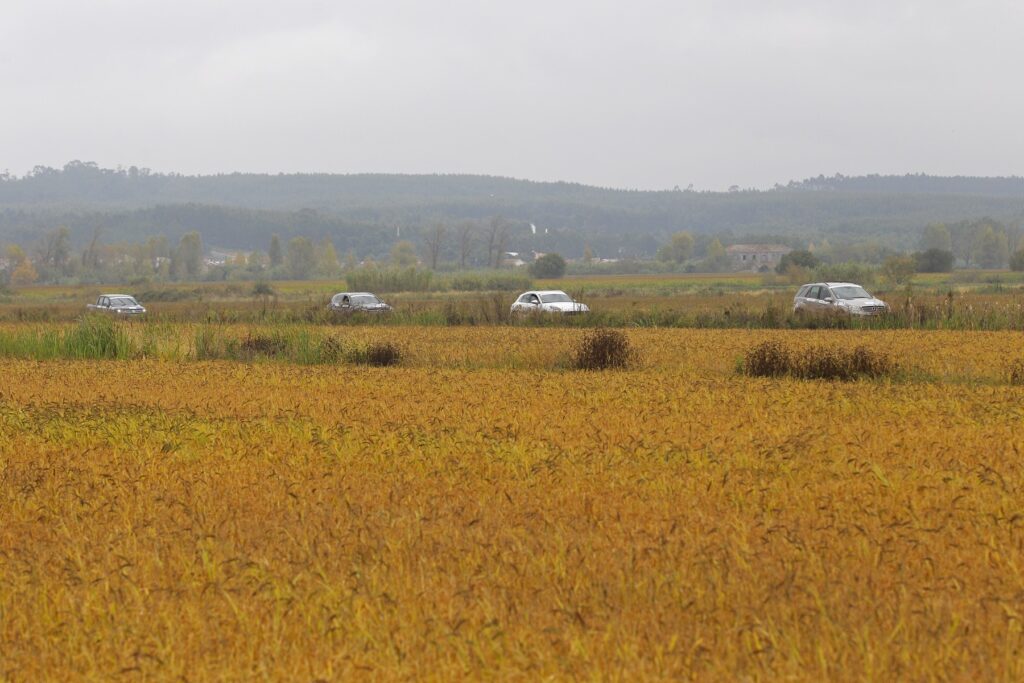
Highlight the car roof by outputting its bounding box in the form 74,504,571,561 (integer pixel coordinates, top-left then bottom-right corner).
522,290,568,296
799,282,862,289
332,292,376,297
101,293,134,297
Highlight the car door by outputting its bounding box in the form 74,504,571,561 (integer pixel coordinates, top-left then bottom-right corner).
818,286,838,312
801,286,821,313
794,285,813,312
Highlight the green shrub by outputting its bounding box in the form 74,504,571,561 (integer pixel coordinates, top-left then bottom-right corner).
776,250,819,275
915,249,955,273
530,254,567,279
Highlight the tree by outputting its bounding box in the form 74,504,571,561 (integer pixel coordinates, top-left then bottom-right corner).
701,238,731,272
774,249,815,274
972,226,1009,268
171,231,203,281
269,234,283,268
422,222,447,270
5,244,27,266
914,248,954,273
285,236,316,279
144,235,168,270
529,253,567,278
10,258,38,286
38,226,72,276
485,217,510,268
656,231,694,264
344,249,358,270
1010,248,1024,272
775,249,819,274
316,237,340,278
457,221,476,269
583,245,594,263
881,255,916,285
390,240,418,267
920,224,952,253
81,227,104,271
253,280,275,317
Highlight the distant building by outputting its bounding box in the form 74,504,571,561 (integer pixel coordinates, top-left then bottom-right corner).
726,244,792,272
501,251,527,268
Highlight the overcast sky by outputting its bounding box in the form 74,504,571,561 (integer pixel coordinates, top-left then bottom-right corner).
2,0,1022,190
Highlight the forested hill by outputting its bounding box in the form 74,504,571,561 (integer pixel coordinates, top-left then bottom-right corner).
0,163,613,211
1,163,1023,257
782,174,1024,196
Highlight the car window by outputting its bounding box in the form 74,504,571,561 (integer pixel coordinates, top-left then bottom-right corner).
805,286,819,299
539,292,572,303
796,286,809,298
529,294,540,303
832,285,871,300
819,288,833,300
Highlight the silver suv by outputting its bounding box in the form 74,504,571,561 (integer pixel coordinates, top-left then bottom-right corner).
793,282,888,316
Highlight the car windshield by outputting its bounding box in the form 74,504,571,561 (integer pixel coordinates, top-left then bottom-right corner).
832,286,871,300
540,292,572,303
351,295,380,305
110,297,138,306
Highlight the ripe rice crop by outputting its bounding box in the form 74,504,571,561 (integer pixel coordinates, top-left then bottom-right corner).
2,327,1024,679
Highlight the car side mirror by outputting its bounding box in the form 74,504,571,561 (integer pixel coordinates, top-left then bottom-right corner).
824,297,835,303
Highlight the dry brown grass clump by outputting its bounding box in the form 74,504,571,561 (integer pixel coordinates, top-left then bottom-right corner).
1009,360,1024,385
744,340,894,380
239,333,288,358
742,339,791,377
352,341,402,366
572,328,636,370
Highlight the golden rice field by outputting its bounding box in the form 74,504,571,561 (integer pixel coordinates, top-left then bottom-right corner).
3,327,1024,680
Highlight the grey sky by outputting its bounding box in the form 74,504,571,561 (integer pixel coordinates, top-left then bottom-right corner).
2,0,1022,190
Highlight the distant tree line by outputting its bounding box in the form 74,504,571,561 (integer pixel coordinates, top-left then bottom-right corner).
2,162,1024,263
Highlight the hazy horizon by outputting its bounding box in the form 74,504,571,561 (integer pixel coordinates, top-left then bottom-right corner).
4,1,1023,191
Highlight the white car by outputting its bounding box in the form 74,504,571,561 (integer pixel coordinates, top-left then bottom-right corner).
511,290,589,315
793,282,888,316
